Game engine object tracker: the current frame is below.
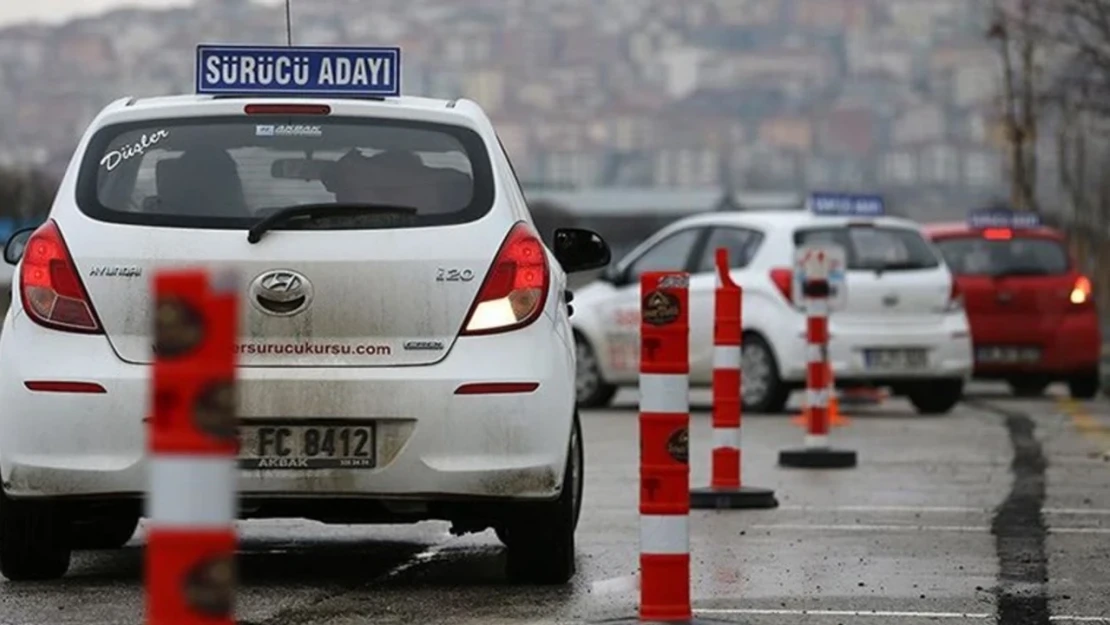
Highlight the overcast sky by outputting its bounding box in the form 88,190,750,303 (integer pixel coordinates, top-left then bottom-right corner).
0,0,281,27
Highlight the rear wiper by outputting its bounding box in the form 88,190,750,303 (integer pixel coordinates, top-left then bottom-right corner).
860,261,926,276
247,203,419,244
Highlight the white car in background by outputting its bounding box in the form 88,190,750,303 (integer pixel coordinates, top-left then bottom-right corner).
0,45,612,584
571,208,973,414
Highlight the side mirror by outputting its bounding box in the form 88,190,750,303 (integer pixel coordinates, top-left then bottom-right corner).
553,227,612,274
4,227,35,266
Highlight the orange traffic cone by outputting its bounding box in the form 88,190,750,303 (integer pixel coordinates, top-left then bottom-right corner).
792,363,849,427
827,363,849,426
840,386,886,406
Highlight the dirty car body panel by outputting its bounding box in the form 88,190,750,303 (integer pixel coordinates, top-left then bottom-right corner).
0,93,579,530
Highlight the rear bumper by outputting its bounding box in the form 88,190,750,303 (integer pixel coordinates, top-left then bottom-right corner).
970,311,1100,378
0,309,575,506
779,313,972,384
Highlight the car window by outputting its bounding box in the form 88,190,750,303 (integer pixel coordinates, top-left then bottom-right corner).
934,236,1070,276
695,227,764,273
625,229,702,279
794,225,941,271
75,116,494,230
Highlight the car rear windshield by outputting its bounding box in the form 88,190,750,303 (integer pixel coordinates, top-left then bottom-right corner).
793,225,941,271
75,116,495,230
933,236,1070,276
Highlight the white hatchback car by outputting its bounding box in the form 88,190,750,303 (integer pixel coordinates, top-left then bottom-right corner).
571,209,973,413
0,81,611,581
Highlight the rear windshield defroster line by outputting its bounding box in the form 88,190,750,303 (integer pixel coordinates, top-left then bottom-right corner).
74,115,496,231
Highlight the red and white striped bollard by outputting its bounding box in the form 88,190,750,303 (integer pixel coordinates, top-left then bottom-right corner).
145,268,239,625
691,248,777,509
778,268,857,469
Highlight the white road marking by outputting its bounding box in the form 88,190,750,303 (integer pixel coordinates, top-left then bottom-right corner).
694,609,1110,622
750,523,1110,534
776,505,1110,516
750,523,988,532
777,505,987,513
696,608,991,618
1046,508,1110,516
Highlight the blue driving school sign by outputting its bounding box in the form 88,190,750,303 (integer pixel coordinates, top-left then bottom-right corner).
967,207,1041,229
808,191,885,217
195,45,401,97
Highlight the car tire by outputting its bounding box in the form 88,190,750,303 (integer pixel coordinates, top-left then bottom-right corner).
907,379,964,415
1008,379,1050,397
0,489,72,581
574,332,618,409
499,411,582,585
1068,372,1099,400
71,515,140,550
741,333,790,414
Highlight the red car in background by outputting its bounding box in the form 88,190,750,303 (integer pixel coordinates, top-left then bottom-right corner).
924,209,1100,399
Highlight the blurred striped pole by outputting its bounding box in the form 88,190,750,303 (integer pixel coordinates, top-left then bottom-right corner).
145,269,239,625
638,270,691,622
690,248,777,510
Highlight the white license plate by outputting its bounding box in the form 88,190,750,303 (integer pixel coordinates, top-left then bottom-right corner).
976,346,1041,363
239,424,376,469
864,349,928,370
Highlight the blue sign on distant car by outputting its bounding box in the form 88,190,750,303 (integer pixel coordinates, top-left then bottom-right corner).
808,192,885,217
195,45,402,97
968,207,1041,229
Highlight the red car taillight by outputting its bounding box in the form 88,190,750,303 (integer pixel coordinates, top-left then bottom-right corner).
769,267,794,305
19,219,103,334
1070,275,1093,307
460,222,550,336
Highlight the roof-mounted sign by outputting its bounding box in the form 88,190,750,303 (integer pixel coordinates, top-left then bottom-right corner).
808,192,885,217
195,45,401,97
968,207,1041,229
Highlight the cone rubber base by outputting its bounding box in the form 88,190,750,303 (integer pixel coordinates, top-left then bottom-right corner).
690,485,778,509
778,447,857,469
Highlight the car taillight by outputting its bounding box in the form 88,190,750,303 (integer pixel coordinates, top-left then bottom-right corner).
460,222,549,335
769,268,794,305
945,279,964,312
1070,275,1093,306
19,220,103,334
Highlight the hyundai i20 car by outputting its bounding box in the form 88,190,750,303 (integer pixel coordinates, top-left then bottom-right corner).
0,88,610,583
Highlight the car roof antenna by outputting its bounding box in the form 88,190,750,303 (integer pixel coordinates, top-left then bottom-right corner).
284,0,294,46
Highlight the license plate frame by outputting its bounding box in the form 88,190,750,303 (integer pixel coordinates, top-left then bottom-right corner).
238,422,377,470
975,345,1042,364
863,348,928,370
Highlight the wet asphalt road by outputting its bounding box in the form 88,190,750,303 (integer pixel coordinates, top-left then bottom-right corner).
1,383,1109,625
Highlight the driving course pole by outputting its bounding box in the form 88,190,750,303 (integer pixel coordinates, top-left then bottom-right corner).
690,248,777,509
619,270,731,625
145,269,240,625
778,272,857,469
637,270,692,622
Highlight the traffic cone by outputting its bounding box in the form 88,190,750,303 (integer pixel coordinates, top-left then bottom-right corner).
827,364,849,426
793,362,848,427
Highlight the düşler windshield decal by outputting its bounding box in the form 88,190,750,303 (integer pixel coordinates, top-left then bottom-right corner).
100,129,169,171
